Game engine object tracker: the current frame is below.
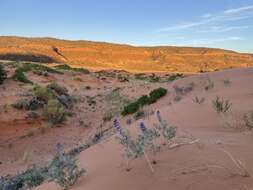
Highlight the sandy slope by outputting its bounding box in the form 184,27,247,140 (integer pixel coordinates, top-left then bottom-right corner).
0,36,253,73
34,68,253,190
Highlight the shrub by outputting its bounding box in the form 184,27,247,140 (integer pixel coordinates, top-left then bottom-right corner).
43,99,67,124
212,96,232,114
47,82,68,96
33,85,54,102
13,68,32,84
148,88,167,104
12,98,30,110
48,144,86,189
0,64,7,85
122,102,140,116
134,110,145,120
0,166,46,190
121,87,167,116
192,96,205,104
137,95,149,106
166,73,183,82
243,111,253,129
55,64,89,74
19,62,61,74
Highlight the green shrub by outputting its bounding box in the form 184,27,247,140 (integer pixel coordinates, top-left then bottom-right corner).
47,82,68,96
33,85,54,102
13,68,33,84
55,64,89,74
43,99,67,124
148,88,167,104
20,62,61,74
121,87,167,116
137,95,149,106
122,102,140,116
0,64,7,84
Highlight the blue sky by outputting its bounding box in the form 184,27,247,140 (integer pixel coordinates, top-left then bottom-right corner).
0,0,253,52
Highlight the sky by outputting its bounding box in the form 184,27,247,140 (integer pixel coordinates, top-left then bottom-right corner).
0,0,253,52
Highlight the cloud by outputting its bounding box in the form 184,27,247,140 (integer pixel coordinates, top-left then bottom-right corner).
157,5,253,32
224,5,253,14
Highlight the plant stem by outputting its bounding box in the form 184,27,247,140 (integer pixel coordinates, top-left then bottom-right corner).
143,151,154,173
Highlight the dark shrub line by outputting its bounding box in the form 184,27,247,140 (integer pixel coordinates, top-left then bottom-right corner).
122,87,167,116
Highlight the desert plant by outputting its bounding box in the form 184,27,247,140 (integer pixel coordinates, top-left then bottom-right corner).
148,87,167,104
122,102,140,116
243,111,253,129
33,85,54,103
134,110,145,120
212,96,232,114
204,78,214,91
43,99,67,124
55,64,89,74
192,96,205,104
155,111,176,144
48,144,86,190
121,87,167,116
13,68,32,84
166,73,183,82
223,79,231,86
47,82,68,96
113,119,156,172
0,64,7,85
0,166,46,190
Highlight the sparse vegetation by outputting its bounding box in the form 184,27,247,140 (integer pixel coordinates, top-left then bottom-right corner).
204,78,214,91
223,79,231,86
47,82,68,96
122,87,167,116
212,96,232,114
166,73,183,82
0,64,7,84
48,144,86,189
13,68,33,84
192,96,205,104
134,110,145,120
243,111,253,129
55,64,90,74
43,99,67,125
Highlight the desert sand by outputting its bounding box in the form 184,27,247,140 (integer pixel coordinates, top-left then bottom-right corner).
1,60,253,190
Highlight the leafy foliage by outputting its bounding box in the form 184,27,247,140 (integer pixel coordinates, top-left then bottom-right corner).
122,87,167,116
13,68,32,84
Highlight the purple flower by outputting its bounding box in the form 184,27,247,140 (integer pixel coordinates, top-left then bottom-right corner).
139,122,147,132
113,119,123,134
156,110,162,123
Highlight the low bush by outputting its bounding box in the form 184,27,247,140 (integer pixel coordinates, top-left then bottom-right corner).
43,99,67,124
166,73,183,82
243,111,253,129
33,85,54,103
122,87,167,116
13,68,33,84
212,96,232,114
48,144,86,189
47,82,68,96
148,88,167,104
55,64,89,74
0,64,7,85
